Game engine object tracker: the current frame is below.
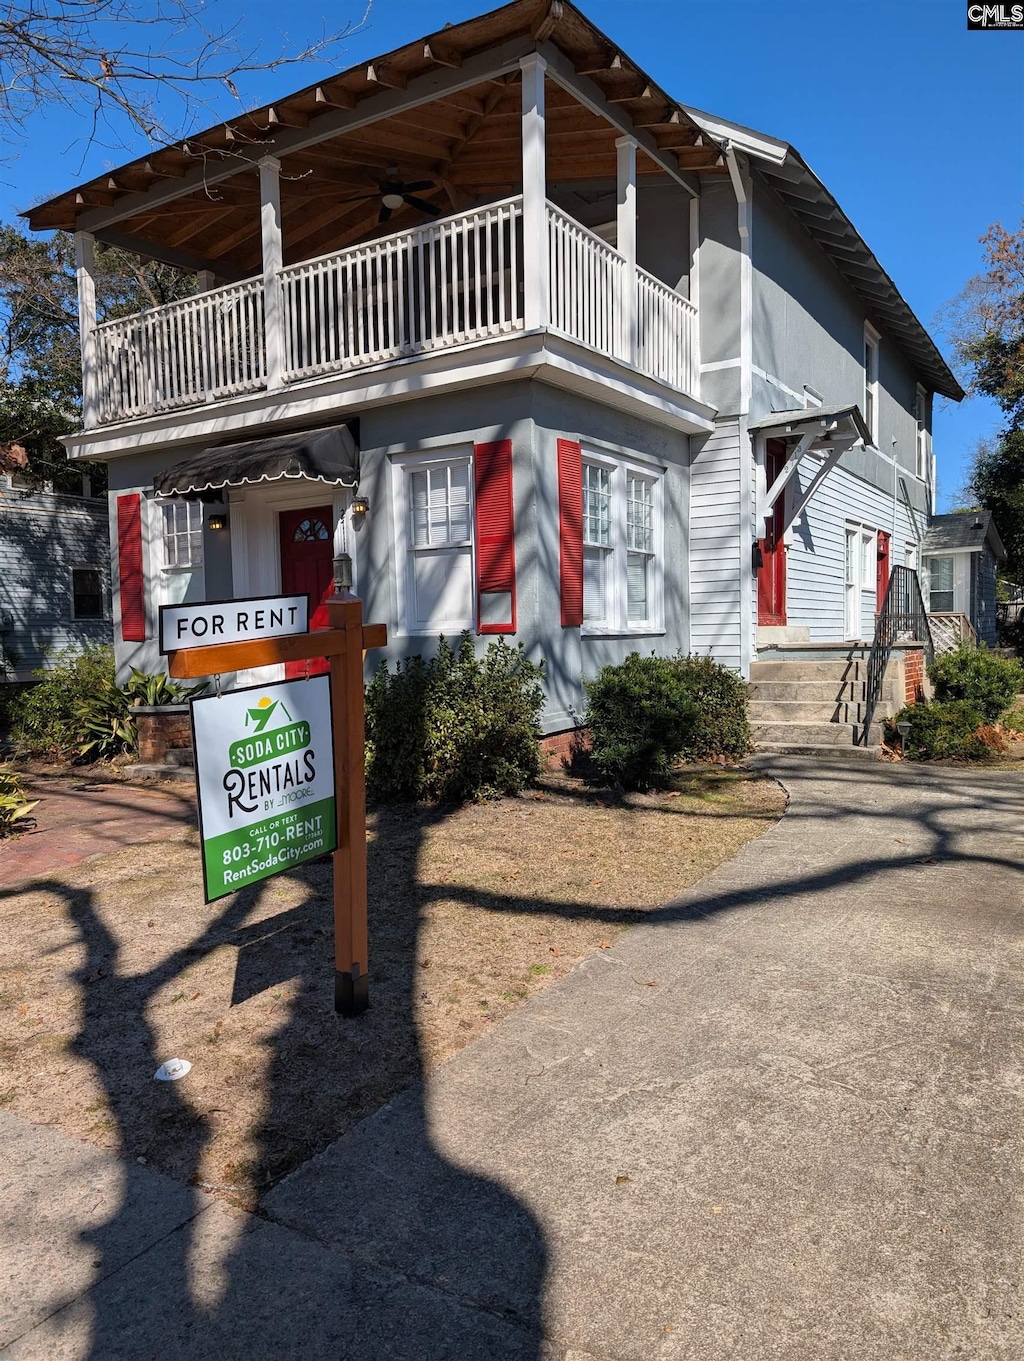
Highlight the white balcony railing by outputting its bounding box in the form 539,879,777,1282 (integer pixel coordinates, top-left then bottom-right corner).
546,203,625,363
92,277,265,422
280,197,524,381
87,198,699,425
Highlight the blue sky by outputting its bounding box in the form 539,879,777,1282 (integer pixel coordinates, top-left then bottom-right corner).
4,0,1021,508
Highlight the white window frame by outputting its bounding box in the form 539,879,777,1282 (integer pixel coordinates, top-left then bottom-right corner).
863,321,880,448
159,496,204,571
915,384,930,482
581,449,664,636
70,564,106,621
927,554,956,613
844,519,878,640
392,448,475,636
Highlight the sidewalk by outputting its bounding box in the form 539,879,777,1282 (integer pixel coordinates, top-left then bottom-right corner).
0,774,195,889
2,756,1021,1358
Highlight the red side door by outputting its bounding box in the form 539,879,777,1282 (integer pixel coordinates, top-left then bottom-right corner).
278,505,334,678
757,439,787,626
876,530,891,613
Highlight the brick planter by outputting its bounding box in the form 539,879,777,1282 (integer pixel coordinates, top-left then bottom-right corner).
133,704,192,764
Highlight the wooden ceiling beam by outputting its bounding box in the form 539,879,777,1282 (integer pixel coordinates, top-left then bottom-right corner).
574,51,621,77
423,40,462,69
314,83,357,112
267,106,310,130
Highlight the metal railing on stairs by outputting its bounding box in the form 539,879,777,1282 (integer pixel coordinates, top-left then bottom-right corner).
860,565,934,746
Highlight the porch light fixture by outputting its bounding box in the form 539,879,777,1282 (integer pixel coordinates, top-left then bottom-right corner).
207,512,228,531
351,495,370,518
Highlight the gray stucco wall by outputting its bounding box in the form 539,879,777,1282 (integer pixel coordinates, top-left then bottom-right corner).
695,177,742,416
750,181,930,512
0,486,112,678
547,175,691,293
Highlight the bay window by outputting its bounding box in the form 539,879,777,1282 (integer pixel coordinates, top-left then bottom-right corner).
582,453,662,632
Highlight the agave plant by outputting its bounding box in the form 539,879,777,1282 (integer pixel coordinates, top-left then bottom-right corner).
122,668,206,708
77,676,136,760
0,767,38,836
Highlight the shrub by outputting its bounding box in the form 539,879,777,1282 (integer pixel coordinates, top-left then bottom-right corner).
365,634,545,804
584,652,697,791
885,700,990,761
0,767,38,837
11,645,116,757
1002,704,1024,735
928,645,1023,722
669,653,750,760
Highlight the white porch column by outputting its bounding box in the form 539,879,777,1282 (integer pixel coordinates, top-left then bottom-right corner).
196,269,216,292
259,156,285,390
74,231,98,429
520,52,548,332
616,135,638,366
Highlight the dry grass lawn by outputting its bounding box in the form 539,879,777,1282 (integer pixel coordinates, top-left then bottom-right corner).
0,767,784,1207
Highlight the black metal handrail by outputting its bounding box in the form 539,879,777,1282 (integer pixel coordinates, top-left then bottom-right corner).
860,565,933,745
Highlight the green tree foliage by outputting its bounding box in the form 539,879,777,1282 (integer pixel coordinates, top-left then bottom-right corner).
946,220,1024,579
0,223,197,492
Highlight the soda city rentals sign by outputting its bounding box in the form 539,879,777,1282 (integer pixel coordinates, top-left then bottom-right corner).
192,676,336,901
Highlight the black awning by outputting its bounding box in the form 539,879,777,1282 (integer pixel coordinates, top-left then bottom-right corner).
154,422,359,497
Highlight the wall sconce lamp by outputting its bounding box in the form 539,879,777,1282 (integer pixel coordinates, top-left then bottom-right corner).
208,513,228,531
351,495,370,519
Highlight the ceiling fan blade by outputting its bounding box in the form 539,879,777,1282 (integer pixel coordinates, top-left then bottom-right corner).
378,204,393,224
403,194,441,217
402,180,435,193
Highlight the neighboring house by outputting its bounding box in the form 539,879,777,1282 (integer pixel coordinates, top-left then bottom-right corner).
23,0,962,736
922,511,1005,648
0,471,112,679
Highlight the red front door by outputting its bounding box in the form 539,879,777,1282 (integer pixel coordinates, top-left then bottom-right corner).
279,505,334,678
757,439,787,626
876,530,891,612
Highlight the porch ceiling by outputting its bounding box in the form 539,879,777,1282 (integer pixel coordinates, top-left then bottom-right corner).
23,0,725,274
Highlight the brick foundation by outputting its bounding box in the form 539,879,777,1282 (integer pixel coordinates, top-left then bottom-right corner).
904,648,926,705
538,728,588,771
134,705,192,764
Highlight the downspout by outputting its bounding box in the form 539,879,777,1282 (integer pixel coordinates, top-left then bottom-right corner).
724,141,754,672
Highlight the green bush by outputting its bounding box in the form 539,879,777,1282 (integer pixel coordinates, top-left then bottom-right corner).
584,652,697,791
669,653,750,760
885,700,990,761
11,645,116,757
365,634,545,804
11,649,203,761
1002,703,1024,734
0,767,38,837
928,645,1023,722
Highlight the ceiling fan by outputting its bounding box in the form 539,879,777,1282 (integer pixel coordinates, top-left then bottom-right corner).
339,169,442,224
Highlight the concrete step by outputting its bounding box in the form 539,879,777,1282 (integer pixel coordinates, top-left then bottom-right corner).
749,699,866,724
751,743,882,762
750,719,886,747
749,660,866,682
165,748,194,768
749,680,868,703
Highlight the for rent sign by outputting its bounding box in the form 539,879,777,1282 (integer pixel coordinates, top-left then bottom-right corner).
191,675,336,902
159,594,309,653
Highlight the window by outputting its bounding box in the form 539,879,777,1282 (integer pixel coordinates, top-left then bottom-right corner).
582,454,662,632
397,455,474,633
71,567,104,619
929,556,954,612
915,385,929,480
863,323,879,446
161,498,204,569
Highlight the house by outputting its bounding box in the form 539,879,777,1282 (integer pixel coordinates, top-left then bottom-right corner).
0,466,111,681
922,511,1005,648
22,0,962,748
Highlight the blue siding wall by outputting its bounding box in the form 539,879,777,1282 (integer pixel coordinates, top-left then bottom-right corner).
0,486,112,678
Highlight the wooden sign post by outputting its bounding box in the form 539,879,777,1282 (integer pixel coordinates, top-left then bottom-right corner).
167,558,386,1017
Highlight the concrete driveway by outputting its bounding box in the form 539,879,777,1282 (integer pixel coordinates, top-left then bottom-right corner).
3,757,1022,1358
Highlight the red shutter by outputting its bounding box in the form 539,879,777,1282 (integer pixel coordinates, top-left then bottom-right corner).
473,439,516,634
117,493,146,642
558,438,583,627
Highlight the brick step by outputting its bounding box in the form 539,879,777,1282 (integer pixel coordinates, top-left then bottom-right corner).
751,720,882,747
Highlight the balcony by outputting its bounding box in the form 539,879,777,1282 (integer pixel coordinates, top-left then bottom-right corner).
85,197,699,428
